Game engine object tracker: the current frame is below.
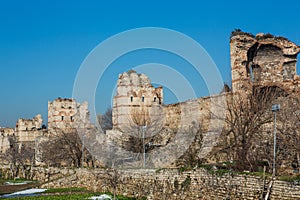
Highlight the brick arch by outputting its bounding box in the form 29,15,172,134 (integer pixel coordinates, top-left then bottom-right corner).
254,44,283,63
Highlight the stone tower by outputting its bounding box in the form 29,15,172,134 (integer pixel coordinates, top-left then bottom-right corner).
48,98,90,131
112,70,163,130
230,30,300,93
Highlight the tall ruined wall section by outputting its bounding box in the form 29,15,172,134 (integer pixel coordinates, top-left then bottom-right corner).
112,70,163,130
15,114,44,144
230,31,300,93
15,114,42,132
164,94,227,162
48,98,90,131
164,97,213,130
0,128,14,153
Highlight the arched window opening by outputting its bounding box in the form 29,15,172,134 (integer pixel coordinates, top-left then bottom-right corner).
142,96,145,102
130,96,133,102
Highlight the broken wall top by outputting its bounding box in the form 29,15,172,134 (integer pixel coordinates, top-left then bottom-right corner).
230,30,300,92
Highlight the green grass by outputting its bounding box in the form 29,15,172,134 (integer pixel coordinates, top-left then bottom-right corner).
9,193,93,200
0,178,34,184
237,171,271,177
278,175,300,182
42,187,86,194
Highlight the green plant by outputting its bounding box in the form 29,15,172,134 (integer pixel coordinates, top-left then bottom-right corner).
177,166,192,173
198,164,213,171
181,175,191,190
237,171,271,178
278,175,300,182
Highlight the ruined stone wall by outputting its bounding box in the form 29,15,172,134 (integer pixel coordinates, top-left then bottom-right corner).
15,114,42,132
18,167,299,200
0,128,14,153
48,98,90,131
14,114,45,150
164,96,212,130
230,31,300,93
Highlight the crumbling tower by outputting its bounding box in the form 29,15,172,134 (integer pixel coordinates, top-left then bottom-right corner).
112,70,163,130
48,98,90,131
230,30,300,93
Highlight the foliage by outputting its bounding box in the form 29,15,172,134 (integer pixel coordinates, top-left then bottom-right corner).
278,175,300,182
181,176,191,190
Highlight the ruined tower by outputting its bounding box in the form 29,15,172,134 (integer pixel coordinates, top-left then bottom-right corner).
112,70,163,130
48,98,90,131
230,30,300,93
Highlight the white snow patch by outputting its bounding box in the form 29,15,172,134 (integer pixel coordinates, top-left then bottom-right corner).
1,188,47,198
89,194,112,200
4,181,32,185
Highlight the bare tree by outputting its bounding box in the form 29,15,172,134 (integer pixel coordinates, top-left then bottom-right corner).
275,92,300,174
92,169,122,200
104,169,122,200
121,105,164,167
2,135,34,179
213,86,286,171
40,127,92,167
98,108,113,132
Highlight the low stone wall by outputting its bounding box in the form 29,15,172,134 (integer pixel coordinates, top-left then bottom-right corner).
26,167,300,199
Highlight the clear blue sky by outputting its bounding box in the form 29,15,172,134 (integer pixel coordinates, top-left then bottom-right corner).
1,0,300,127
